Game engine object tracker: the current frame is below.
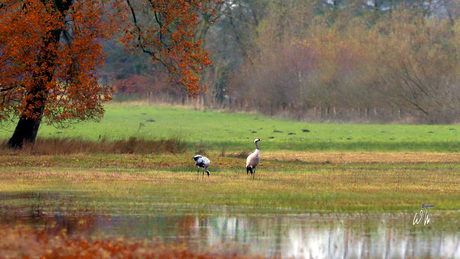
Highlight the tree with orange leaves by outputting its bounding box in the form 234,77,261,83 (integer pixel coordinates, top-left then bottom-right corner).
120,0,216,94
0,0,215,148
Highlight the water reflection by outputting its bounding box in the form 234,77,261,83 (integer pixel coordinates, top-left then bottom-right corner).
94,210,460,258
1,192,459,258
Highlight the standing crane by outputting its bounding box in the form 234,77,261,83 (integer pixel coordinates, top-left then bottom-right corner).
246,138,261,179
193,155,211,177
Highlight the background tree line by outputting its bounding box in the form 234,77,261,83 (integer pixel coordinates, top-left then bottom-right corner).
102,0,460,124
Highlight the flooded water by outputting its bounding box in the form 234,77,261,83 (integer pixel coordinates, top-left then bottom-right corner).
1,192,460,258
94,207,460,258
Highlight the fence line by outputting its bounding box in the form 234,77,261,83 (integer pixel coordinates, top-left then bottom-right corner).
113,92,454,124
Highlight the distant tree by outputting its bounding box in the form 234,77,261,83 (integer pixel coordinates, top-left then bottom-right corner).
0,0,215,148
204,0,267,102
120,0,215,95
101,40,173,96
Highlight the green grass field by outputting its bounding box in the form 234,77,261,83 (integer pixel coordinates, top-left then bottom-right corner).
2,102,460,152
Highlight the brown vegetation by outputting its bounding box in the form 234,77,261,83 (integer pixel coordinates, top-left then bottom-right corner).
225,6,460,124
0,225,262,259
107,0,460,124
0,137,186,155
263,152,460,164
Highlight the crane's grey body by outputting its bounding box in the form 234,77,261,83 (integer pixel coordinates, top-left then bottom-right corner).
246,138,261,179
193,155,211,177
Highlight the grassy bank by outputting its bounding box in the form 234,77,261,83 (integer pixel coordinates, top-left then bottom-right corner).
2,103,460,152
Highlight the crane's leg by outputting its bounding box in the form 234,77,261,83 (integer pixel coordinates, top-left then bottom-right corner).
247,167,253,177
253,169,255,180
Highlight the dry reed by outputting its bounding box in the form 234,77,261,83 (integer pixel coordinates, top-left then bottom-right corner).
0,136,187,155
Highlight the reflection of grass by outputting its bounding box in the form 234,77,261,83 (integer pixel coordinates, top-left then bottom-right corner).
1,153,459,211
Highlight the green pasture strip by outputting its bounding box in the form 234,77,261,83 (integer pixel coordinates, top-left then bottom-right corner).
2,104,460,152
1,154,459,212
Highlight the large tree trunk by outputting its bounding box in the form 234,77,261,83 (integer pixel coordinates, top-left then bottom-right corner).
8,115,43,149
8,66,48,148
7,71,50,148
8,99,46,149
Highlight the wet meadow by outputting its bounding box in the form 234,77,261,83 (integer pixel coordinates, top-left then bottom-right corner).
1,103,460,258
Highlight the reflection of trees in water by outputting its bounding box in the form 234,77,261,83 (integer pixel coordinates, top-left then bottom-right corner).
0,192,104,236
92,212,460,257
2,195,459,258
197,214,460,258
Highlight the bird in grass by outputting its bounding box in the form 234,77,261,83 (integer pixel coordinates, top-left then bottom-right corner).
193,155,211,177
246,138,261,179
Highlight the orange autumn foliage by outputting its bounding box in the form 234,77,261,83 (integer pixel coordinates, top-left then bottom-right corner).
1,0,215,147
0,0,117,124
119,0,215,96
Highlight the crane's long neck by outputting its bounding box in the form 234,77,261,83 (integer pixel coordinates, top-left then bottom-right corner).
255,141,259,151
